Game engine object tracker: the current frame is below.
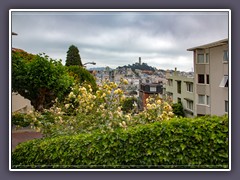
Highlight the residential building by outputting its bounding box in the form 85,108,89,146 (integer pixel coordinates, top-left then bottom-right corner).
187,38,229,116
139,82,164,110
165,69,195,117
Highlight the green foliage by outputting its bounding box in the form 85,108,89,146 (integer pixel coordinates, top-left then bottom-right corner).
12,113,32,127
12,115,229,169
67,65,97,91
12,51,74,111
11,50,36,62
65,45,82,66
172,102,185,117
121,97,137,114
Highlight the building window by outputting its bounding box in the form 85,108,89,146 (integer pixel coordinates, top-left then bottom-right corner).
186,100,193,110
198,95,210,106
150,86,157,92
219,75,228,87
197,54,204,64
168,92,173,100
198,74,205,84
178,98,181,103
225,101,228,113
223,50,228,62
168,79,173,86
206,74,210,84
177,81,181,94
198,95,205,104
186,82,193,92
206,96,210,106
206,53,209,63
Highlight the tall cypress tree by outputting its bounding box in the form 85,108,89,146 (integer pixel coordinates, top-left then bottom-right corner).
65,45,83,66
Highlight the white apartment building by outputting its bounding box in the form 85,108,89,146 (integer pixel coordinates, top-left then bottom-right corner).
187,38,229,116
165,69,195,117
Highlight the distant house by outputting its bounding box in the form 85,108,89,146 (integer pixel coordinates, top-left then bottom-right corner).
139,82,163,110
187,38,229,116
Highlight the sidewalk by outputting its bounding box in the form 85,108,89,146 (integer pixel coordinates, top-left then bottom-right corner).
11,127,43,151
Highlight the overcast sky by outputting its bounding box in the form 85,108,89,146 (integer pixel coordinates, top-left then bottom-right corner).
11,10,229,71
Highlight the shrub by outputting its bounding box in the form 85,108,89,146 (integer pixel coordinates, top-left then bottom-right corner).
29,81,174,137
172,102,185,117
12,113,33,127
67,65,97,91
12,115,229,169
121,97,137,114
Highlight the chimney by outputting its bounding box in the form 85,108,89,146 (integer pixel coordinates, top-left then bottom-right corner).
139,57,141,65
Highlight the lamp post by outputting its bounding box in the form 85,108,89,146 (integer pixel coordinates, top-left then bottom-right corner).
83,62,96,68
83,62,96,66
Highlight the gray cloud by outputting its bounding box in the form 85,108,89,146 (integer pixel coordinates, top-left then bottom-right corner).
11,10,229,71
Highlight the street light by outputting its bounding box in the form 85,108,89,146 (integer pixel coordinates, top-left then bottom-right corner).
83,62,96,66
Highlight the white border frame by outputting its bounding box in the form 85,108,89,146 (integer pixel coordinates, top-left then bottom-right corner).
9,9,231,171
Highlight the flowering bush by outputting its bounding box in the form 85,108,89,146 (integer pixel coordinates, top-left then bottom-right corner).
142,95,174,122
29,79,174,137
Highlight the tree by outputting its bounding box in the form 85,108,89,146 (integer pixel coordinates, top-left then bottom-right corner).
67,65,97,91
65,45,82,66
12,51,74,111
172,102,185,117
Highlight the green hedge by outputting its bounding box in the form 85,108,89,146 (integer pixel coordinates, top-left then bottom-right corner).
12,115,229,169
12,113,32,127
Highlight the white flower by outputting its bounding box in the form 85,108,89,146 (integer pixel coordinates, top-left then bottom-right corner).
65,104,70,109
69,92,76,98
125,114,131,121
156,100,161,105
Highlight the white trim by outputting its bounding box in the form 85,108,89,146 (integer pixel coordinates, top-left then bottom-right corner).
9,8,231,172
9,10,12,171
228,9,231,171
10,9,231,12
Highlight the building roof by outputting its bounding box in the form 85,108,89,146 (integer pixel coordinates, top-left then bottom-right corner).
187,38,228,51
12,48,25,52
140,82,163,87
